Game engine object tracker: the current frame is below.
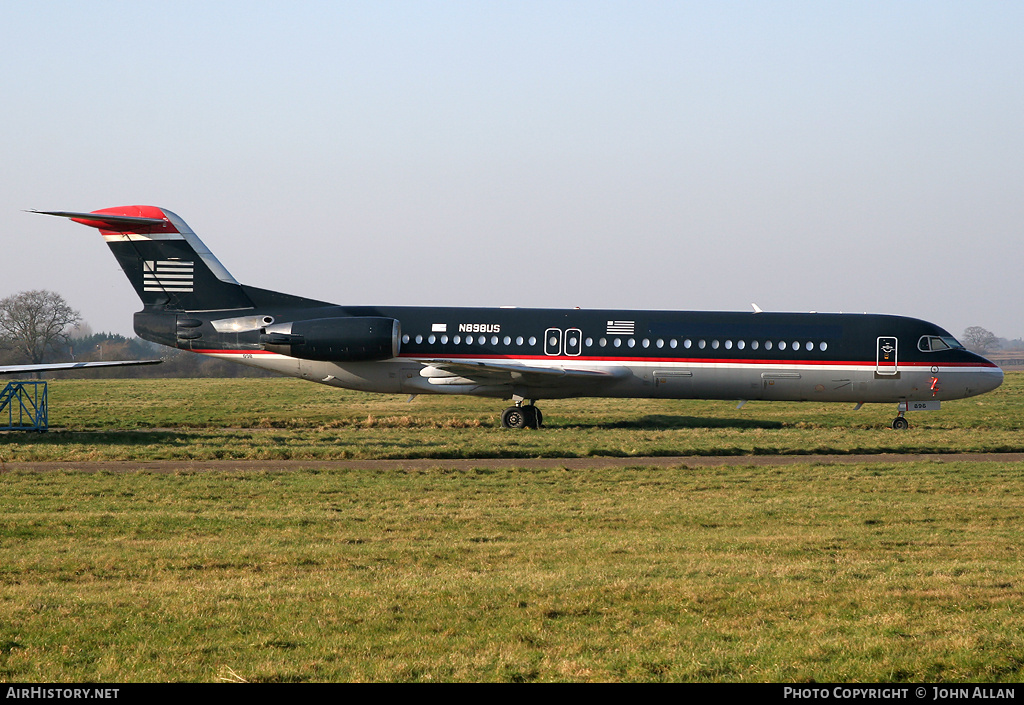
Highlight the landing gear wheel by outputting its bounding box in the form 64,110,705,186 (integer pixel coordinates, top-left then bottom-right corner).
892,416,909,430
501,404,543,429
501,406,527,429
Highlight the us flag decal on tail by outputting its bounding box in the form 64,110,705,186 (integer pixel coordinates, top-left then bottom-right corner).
143,260,194,292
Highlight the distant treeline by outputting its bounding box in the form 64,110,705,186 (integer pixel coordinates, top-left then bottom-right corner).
997,338,1024,351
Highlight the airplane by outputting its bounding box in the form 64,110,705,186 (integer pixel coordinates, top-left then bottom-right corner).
32,205,1003,430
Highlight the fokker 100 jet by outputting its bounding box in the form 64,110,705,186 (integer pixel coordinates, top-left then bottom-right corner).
33,206,1003,429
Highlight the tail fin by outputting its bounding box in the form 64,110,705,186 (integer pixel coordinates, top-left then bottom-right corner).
33,206,253,312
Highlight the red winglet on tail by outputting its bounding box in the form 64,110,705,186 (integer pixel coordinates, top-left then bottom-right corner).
30,206,177,235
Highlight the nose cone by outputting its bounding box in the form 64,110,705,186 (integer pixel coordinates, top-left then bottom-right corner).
970,355,1004,397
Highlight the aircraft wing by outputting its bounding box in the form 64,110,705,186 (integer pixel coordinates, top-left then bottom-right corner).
413,358,629,388
0,360,161,375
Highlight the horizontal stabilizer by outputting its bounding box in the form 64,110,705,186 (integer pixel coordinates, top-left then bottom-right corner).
29,210,168,232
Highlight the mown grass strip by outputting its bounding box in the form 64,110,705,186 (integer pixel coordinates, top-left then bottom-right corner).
0,373,1021,462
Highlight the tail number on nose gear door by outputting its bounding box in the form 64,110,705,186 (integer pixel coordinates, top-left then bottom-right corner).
899,401,941,411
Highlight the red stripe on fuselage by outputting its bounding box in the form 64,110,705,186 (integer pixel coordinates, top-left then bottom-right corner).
394,354,997,368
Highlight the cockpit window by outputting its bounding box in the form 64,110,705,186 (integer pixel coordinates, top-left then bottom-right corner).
918,335,965,352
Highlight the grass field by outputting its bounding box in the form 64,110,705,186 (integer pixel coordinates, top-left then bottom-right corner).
1,372,1022,462
1,374,1023,682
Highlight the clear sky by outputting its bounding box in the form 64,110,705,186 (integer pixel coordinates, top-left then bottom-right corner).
3,1,1022,340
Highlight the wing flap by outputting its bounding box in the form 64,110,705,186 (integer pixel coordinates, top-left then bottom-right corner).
416,359,628,387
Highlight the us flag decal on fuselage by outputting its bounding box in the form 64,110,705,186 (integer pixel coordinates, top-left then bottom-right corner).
143,260,194,292
606,320,635,335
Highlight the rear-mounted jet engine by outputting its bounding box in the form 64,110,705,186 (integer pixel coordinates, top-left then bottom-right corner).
260,317,400,362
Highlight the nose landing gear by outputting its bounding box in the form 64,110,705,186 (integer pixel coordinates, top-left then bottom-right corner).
891,400,941,430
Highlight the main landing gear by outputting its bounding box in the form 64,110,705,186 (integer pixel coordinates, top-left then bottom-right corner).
501,401,543,429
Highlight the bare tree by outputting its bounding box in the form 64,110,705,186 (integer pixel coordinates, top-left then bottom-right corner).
0,290,81,365
962,325,998,354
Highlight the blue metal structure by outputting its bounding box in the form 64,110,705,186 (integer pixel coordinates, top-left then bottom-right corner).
0,381,48,431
